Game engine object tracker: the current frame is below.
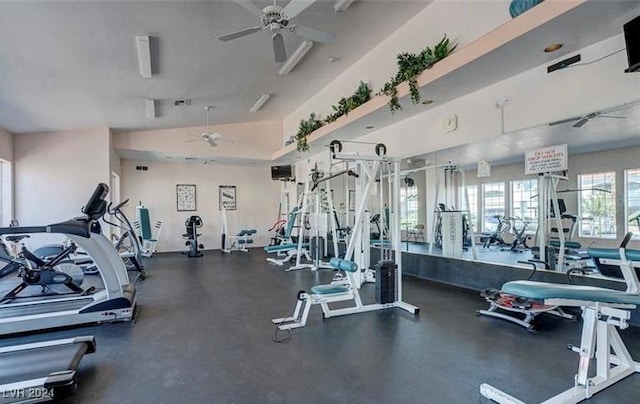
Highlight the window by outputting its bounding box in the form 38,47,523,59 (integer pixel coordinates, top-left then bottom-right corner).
459,185,478,231
400,185,419,229
625,169,640,237
482,182,505,232
511,179,538,233
578,172,616,238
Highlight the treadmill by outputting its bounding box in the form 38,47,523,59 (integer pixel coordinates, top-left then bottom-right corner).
0,336,96,403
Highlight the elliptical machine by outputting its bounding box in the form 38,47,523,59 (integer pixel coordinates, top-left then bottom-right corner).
183,216,204,257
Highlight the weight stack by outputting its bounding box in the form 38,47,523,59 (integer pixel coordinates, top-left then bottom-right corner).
375,260,397,304
310,237,325,258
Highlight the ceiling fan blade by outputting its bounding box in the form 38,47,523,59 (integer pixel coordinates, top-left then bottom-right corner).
233,0,264,16
218,26,262,42
207,138,218,147
272,33,287,63
217,138,235,144
292,25,334,43
598,115,627,119
549,117,580,126
186,139,203,143
572,118,590,128
283,0,315,19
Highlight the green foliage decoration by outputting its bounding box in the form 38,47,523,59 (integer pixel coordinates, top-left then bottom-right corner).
295,81,371,152
378,35,458,114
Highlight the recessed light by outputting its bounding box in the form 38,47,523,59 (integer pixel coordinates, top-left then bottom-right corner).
365,125,375,130
544,43,563,53
328,56,338,63
422,99,434,105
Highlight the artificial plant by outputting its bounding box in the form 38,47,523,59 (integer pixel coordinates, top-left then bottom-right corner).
295,113,323,152
295,82,371,152
379,35,457,114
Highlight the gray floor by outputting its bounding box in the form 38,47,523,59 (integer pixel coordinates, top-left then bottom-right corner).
1,249,639,403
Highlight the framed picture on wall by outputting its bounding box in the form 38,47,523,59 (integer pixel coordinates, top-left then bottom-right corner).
349,190,356,211
177,184,197,211
219,185,236,210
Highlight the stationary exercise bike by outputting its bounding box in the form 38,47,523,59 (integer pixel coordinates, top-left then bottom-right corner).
1,241,93,304
183,216,204,257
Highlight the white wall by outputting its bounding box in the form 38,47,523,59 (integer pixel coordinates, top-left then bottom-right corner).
120,159,280,252
0,127,12,162
0,127,13,225
14,127,111,225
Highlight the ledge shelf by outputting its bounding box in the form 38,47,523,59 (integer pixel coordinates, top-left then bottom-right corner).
272,0,638,163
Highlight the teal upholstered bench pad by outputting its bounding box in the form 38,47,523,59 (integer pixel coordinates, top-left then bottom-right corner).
588,248,640,261
264,243,309,253
503,281,640,305
549,240,581,249
311,284,349,295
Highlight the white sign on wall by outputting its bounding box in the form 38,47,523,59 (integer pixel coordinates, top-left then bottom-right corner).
525,144,568,175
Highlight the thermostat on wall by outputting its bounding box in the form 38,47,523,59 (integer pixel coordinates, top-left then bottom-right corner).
443,114,457,132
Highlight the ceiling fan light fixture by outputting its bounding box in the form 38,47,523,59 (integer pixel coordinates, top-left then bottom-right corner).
250,94,271,113
278,40,313,76
135,35,153,78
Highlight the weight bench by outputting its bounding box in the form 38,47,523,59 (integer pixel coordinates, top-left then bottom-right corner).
481,244,640,404
272,258,361,330
264,243,311,266
222,229,257,253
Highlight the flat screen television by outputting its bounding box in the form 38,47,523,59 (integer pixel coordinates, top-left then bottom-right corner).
624,15,640,73
271,165,294,181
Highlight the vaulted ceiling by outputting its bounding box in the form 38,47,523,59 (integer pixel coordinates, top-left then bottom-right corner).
0,0,430,134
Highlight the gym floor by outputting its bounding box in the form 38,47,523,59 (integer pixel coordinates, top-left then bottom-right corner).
2,249,639,403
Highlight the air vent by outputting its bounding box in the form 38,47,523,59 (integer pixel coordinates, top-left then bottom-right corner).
173,99,192,106
136,165,148,171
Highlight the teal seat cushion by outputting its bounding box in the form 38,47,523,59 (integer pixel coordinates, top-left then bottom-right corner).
311,284,349,295
549,240,581,249
264,243,309,253
588,247,621,260
588,248,640,261
503,281,640,305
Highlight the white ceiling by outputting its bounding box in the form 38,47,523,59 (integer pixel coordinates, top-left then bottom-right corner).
0,0,430,134
415,99,640,170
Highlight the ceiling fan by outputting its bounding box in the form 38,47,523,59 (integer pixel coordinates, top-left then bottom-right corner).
218,0,334,63
549,109,626,128
186,107,234,148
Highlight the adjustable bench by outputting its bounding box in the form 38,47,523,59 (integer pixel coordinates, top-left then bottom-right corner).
222,229,257,253
264,243,311,266
481,244,640,404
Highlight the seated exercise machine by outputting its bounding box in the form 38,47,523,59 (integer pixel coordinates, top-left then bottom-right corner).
0,183,137,336
264,207,311,266
273,140,418,329
182,216,204,258
134,202,162,257
220,204,256,253
480,233,640,403
0,336,96,404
